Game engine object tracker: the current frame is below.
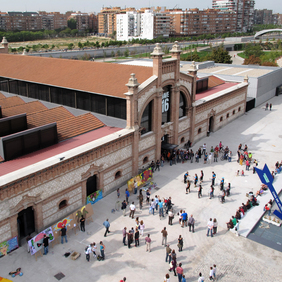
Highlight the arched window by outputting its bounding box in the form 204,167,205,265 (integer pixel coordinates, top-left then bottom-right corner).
226,113,229,118
220,116,223,122
143,156,149,164
198,128,202,134
140,101,152,135
233,110,235,115
180,137,185,143
115,171,121,179
179,92,186,118
238,107,241,112
162,85,171,124
59,200,67,209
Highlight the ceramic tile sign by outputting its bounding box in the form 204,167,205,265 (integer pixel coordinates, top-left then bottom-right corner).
28,226,54,255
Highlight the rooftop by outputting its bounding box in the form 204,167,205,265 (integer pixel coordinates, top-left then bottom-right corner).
0,54,153,98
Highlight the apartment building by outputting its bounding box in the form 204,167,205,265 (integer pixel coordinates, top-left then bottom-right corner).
98,7,122,35
169,8,237,37
154,12,170,37
254,9,273,25
212,0,255,32
89,13,98,33
69,11,89,31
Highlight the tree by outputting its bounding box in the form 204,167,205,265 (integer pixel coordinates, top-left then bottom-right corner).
243,55,261,65
244,43,263,58
78,42,83,49
192,48,200,62
124,49,129,57
67,43,74,50
209,45,232,64
67,18,77,30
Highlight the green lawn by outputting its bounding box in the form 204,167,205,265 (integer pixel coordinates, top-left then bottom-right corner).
237,52,246,59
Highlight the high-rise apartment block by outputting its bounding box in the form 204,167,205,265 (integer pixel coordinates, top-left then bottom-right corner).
69,11,89,31
212,0,255,32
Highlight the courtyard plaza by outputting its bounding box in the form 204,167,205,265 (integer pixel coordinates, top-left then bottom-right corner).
0,95,282,281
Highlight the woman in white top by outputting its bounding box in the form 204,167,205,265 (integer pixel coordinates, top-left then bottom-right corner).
139,220,145,236
91,242,97,258
164,273,170,282
178,210,183,225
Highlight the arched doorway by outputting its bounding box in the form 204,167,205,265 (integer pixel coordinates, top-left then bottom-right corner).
86,175,97,197
17,206,35,239
209,116,214,132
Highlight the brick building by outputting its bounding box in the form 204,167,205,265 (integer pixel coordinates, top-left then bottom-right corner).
0,41,248,243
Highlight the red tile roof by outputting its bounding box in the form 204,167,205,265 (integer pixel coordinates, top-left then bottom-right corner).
0,54,153,98
196,82,239,101
208,75,225,88
2,101,47,117
27,106,74,128
0,92,5,99
0,96,25,109
56,113,105,142
0,126,122,177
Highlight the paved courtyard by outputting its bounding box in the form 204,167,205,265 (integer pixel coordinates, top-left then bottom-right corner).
1,95,282,281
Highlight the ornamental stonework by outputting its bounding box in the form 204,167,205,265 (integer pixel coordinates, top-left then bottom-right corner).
138,86,156,113
162,73,175,83
179,79,192,95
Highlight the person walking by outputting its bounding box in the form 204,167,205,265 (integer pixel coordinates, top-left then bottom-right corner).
176,263,184,282
139,220,145,236
200,170,204,183
265,102,268,110
209,185,214,199
198,273,205,282
122,227,127,246
100,241,105,260
212,172,216,186
43,234,50,255
138,191,144,210
151,199,156,215
182,274,186,282
209,266,214,280
161,227,168,246
80,215,85,232
188,215,195,232
155,195,159,211
207,218,214,237
198,185,202,198
61,224,68,244
186,180,191,194
213,264,217,281
125,189,130,203
235,219,240,236
166,244,172,263
129,202,136,219
121,200,127,216
145,234,151,252
164,273,170,282
177,235,183,252
134,180,138,194
169,257,177,276
103,219,110,237
134,227,140,247
168,209,174,225
270,103,272,111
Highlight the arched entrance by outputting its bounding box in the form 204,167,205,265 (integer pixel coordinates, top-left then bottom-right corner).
86,175,97,197
17,206,35,239
209,116,214,132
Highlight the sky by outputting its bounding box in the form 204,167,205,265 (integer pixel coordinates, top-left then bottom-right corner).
0,0,281,14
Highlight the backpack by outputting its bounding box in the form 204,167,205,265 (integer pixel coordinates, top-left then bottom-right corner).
97,255,103,261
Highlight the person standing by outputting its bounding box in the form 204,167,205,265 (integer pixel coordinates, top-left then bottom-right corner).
138,191,144,210
209,266,214,280
125,189,130,203
213,264,217,281
176,263,183,282
61,225,68,244
91,242,97,258
270,103,272,111
134,227,140,247
121,200,127,216
207,218,214,237
145,234,151,252
164,273,170,282
194,174,198,187
117,188,120,198
151,199,156,215
80,215,85,232
265,102,268,110
158,200,164,218
181,210,187,227
85,245,91,262
198,273,205,282
200,170,204,183
213,218,218,235
212,172,216,186
209,185,214,199
100,241,105,260
182,274,186,282
134,180,138,194
43,234,50,255
177,235,183,252
139,220,145,236
198,185,202,198
103,219,110,237
129,202,136,219
127,229,133,248
246,159,250,171
146,190,151,204
156,159,160,171
235,219,240,236
161,227,168,246
26,234,32,253
188,215,195,233
155,195,159,211
122,227,127,246
186,180,191,194
168,209,174,225
166,244,172,263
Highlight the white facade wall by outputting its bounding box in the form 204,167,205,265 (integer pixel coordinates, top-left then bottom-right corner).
140,11,154,40
116,12,141,41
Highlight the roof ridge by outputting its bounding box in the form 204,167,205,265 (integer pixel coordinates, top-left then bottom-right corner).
27,105,74,117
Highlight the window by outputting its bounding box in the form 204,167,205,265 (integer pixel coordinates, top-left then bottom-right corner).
59,200,67,209
179,92,186,118
198,128,202,134
143,156,149,164
226,113,229,118
115,171,121,179
220,116,223,122
140,100,152,135
180,137,185,143
233,110,235,115
238,107,241,112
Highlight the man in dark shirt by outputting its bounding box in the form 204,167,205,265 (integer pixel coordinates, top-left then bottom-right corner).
43,234,50,255
61,225,68,244
80,215,85,232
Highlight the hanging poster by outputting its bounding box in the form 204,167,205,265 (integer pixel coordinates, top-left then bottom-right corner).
87,189,103,205
0,236,18,258
28,226,54,255
127,167,153,191
52,215,74,239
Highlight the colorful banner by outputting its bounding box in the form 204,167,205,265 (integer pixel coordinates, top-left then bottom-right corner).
28,226,54,255
0,236,18,258
87,190,103,205
52,215,74,239
127,167,153,192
